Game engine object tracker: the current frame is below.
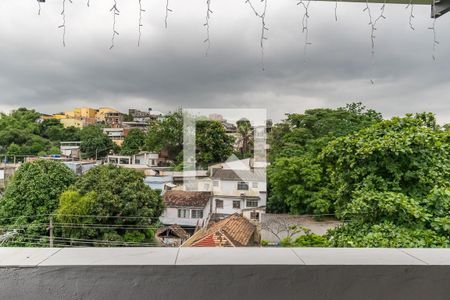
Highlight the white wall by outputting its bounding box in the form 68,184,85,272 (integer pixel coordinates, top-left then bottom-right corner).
0,169,4,180
159,202,211,227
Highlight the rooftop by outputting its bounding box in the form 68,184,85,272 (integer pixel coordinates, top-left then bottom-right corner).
163,191,212,208
211,169,266,182
188,214,257,247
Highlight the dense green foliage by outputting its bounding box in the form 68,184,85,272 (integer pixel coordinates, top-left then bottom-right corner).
324,113,450,247
268,103,382,214
55,165,164,244
196,120,235,168
0,160,76,245
145,109,235,168
120,129,146,156
145,109,184,163
79,125,115,159
236,119,254,159
0,108,80,157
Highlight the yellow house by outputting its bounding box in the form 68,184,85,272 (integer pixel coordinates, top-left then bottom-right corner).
44,106,121,128
61,118,84,128
65,107,97,119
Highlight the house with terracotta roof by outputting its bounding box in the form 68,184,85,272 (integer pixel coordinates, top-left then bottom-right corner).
183,214,258,247
159,191,213,228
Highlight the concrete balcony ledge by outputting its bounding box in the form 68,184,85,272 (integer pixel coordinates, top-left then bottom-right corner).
0,248,449,300
0,247,449,267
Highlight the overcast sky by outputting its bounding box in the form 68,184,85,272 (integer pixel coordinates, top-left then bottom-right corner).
0,0,449,123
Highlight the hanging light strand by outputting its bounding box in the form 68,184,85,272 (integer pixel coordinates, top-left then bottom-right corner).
138,0,146,46
335,0,339,21
58,0,72,47
405,0,415,30
204,0,213,56
363,0,385,84
87,0,90,7
110,0,120,50
297,0,311,61
165,0,172,28
245,0,269,71
429,0,439,60
37,0,42,15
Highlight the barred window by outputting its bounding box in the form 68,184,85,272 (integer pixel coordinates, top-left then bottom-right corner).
237,181,249,190
191,209,204,219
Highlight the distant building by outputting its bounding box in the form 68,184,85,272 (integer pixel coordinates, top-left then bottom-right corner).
63,161,98,176
159,191,213,227
183,214,258,247
0,164,19,189
60,141,81,160
144,175,174,191
104,112,125,128
107,152,160,167
156,224,190,247
42,107,123,129
122,122,148,131
129,108,164,123
209,168,267,222
103,128,125,146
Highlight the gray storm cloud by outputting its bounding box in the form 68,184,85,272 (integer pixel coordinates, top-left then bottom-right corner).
0,0,449,122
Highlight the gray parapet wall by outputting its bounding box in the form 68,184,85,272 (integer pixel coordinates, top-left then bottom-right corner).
0,248,449,300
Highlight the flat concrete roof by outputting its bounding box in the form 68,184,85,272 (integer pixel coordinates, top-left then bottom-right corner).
0,248,449,267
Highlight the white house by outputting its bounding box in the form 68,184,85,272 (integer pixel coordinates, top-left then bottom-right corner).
209,168,267,221
159,191,213,228
60,141,81,159
107,152,160,167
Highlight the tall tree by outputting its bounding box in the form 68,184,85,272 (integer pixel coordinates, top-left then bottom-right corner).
236,119,254,159
55,165,164,245
196,120,235,168
120,129,146,156
80,125,115,159
0,160,76,246
145,109,184,163
324,113,450,247
267,103,382,214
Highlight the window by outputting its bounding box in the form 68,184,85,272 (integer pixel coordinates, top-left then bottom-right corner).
178,209,189,218
252,182,258,188
204,183,210,191
233,200,241,209
250,212,260,220
237,181,249,190
191,209,204,219
213,180,219,187
246,200,258,208
215,199,224,209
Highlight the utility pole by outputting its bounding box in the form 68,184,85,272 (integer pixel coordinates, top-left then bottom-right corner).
49,216,54,248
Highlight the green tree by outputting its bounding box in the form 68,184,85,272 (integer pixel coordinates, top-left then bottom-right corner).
145,109,184,163
323,113,450,247
145,109,235,168
196,120,235,168
0,160,76,246
267,103,382,214
269,103,382,161
55,165,164,245
80,125,115,159
268,156,332,215
236,119,254,159
120,129,146,156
